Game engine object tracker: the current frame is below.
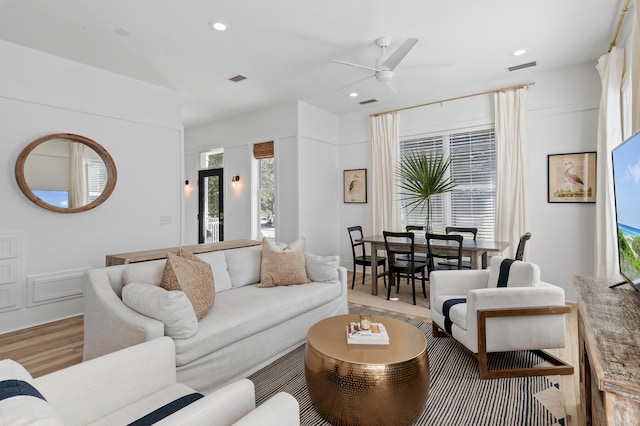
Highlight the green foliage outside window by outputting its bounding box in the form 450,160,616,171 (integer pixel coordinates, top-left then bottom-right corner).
260,158,275,217
618,227,640,279
207,153,224,168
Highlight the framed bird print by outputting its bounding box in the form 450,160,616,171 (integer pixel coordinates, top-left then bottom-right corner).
547,152,596,203
344,169,367,203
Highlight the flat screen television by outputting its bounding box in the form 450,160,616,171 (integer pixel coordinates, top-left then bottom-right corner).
612,130,640,291
32,190,69,209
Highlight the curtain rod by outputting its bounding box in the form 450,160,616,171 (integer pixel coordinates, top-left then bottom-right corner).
609,0,632,52
370,82,535,117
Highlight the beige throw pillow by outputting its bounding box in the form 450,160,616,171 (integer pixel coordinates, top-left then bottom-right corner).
160,248,215,320
258,238,311,287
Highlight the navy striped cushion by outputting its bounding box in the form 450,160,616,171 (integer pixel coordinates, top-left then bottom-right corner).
128,393,204,426
496,258,517,287
443,298,467,334
488,256,540,288
0,379,46,402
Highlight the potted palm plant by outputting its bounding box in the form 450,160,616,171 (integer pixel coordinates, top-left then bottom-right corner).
397,151,457,233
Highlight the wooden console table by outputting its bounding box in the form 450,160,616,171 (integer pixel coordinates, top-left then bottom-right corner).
574,275,640,425
105,239,261,266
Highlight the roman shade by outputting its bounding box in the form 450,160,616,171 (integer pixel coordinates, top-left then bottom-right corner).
253,141,274,159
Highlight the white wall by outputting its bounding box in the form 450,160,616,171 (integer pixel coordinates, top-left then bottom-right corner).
338,62,602,301
184,102,298,245
298,102,340,255
0,40,183,333
184,101,341,255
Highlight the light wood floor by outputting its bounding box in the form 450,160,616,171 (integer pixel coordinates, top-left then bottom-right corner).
0,271,582,425
0,315,84,378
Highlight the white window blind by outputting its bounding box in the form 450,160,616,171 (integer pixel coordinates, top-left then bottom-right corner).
399,127,496,239
87,159,107,202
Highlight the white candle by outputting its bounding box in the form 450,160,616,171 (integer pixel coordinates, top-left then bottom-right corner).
360,314,371,330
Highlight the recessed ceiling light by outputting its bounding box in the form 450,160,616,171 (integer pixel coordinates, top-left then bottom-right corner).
349,92,358,97
114,29,130,37
511,49,527,56
210,21,228,31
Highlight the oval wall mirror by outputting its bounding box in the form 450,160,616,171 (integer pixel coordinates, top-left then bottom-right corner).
15,133,117,213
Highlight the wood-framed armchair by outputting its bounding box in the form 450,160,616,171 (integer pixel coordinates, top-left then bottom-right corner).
429,256,573,379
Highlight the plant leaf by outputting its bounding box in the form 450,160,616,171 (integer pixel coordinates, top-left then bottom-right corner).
396,152,457,213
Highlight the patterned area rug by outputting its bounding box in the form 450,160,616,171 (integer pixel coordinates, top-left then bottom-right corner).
248,308,566,426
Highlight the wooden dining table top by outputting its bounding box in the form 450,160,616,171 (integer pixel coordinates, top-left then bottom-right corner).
358,234,509,252
357,234,510,296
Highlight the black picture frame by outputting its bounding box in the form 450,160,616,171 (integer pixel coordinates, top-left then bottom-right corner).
344,169,367,203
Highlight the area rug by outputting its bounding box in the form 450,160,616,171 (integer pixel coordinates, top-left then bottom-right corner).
248,307,566,426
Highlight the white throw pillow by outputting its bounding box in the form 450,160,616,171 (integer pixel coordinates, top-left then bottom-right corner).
122,260,165,286
305,253,340,283
122,282,198,339
0,359,64,425
225,245,262,287
196,251,233,292
487,256,540,288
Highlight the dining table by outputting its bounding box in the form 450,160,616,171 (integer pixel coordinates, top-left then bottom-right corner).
358,234,510,296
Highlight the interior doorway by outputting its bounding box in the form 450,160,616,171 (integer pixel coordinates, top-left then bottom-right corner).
198,168,224,243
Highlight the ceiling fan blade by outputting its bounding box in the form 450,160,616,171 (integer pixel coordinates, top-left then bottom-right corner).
380,38,418,71
330,59,379,72
336,74,375,91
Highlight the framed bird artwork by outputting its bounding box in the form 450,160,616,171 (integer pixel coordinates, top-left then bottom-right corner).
547,152,596,203
344,169,367,203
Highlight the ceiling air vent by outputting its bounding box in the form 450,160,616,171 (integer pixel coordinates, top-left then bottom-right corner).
228,75,247,82
507,61,537,72
359,99,378,105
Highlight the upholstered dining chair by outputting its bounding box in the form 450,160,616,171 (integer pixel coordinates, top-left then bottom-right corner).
515,232,532,261
347,226,387,289
383,231,427,305
425,233,464,273
442,227,478,269
429,256,573,379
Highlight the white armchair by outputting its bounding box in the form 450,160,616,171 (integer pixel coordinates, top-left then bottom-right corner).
1,337,299,425
429,256,573,379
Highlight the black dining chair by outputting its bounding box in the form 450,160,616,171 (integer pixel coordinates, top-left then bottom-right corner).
439,226,478,269
347,226,387,289
383,231,427,305
515,232,532,261
401,225,429,262
425,233,464,273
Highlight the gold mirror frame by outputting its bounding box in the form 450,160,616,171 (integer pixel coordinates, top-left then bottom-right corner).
15,133,117,213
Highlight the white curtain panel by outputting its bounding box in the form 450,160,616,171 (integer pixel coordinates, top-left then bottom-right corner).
371,112,401,235
622,0,640,136
595,48,626,279
494,89,528,258
70,142,87,208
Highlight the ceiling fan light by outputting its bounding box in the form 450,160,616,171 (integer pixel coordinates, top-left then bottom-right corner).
376,70,393,83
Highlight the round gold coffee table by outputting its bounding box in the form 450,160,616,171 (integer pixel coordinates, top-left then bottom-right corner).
304,314,429,426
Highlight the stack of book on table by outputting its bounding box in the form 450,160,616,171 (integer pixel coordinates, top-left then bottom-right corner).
346,322,390,345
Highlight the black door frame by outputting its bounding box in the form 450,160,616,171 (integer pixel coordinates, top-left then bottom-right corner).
198,169,224,243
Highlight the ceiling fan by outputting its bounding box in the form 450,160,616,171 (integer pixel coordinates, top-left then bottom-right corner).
331,36,419,93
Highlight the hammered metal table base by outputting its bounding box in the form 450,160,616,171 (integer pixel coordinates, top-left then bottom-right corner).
304,314,430,426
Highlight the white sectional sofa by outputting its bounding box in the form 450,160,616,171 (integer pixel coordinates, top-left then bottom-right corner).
83,241,348,394
0,337,299,425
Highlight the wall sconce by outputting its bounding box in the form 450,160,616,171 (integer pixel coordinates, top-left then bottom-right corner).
185,179,190,186
231,175,240,187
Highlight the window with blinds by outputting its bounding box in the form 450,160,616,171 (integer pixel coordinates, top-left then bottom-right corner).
87,159,108,203
399,127,496,240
